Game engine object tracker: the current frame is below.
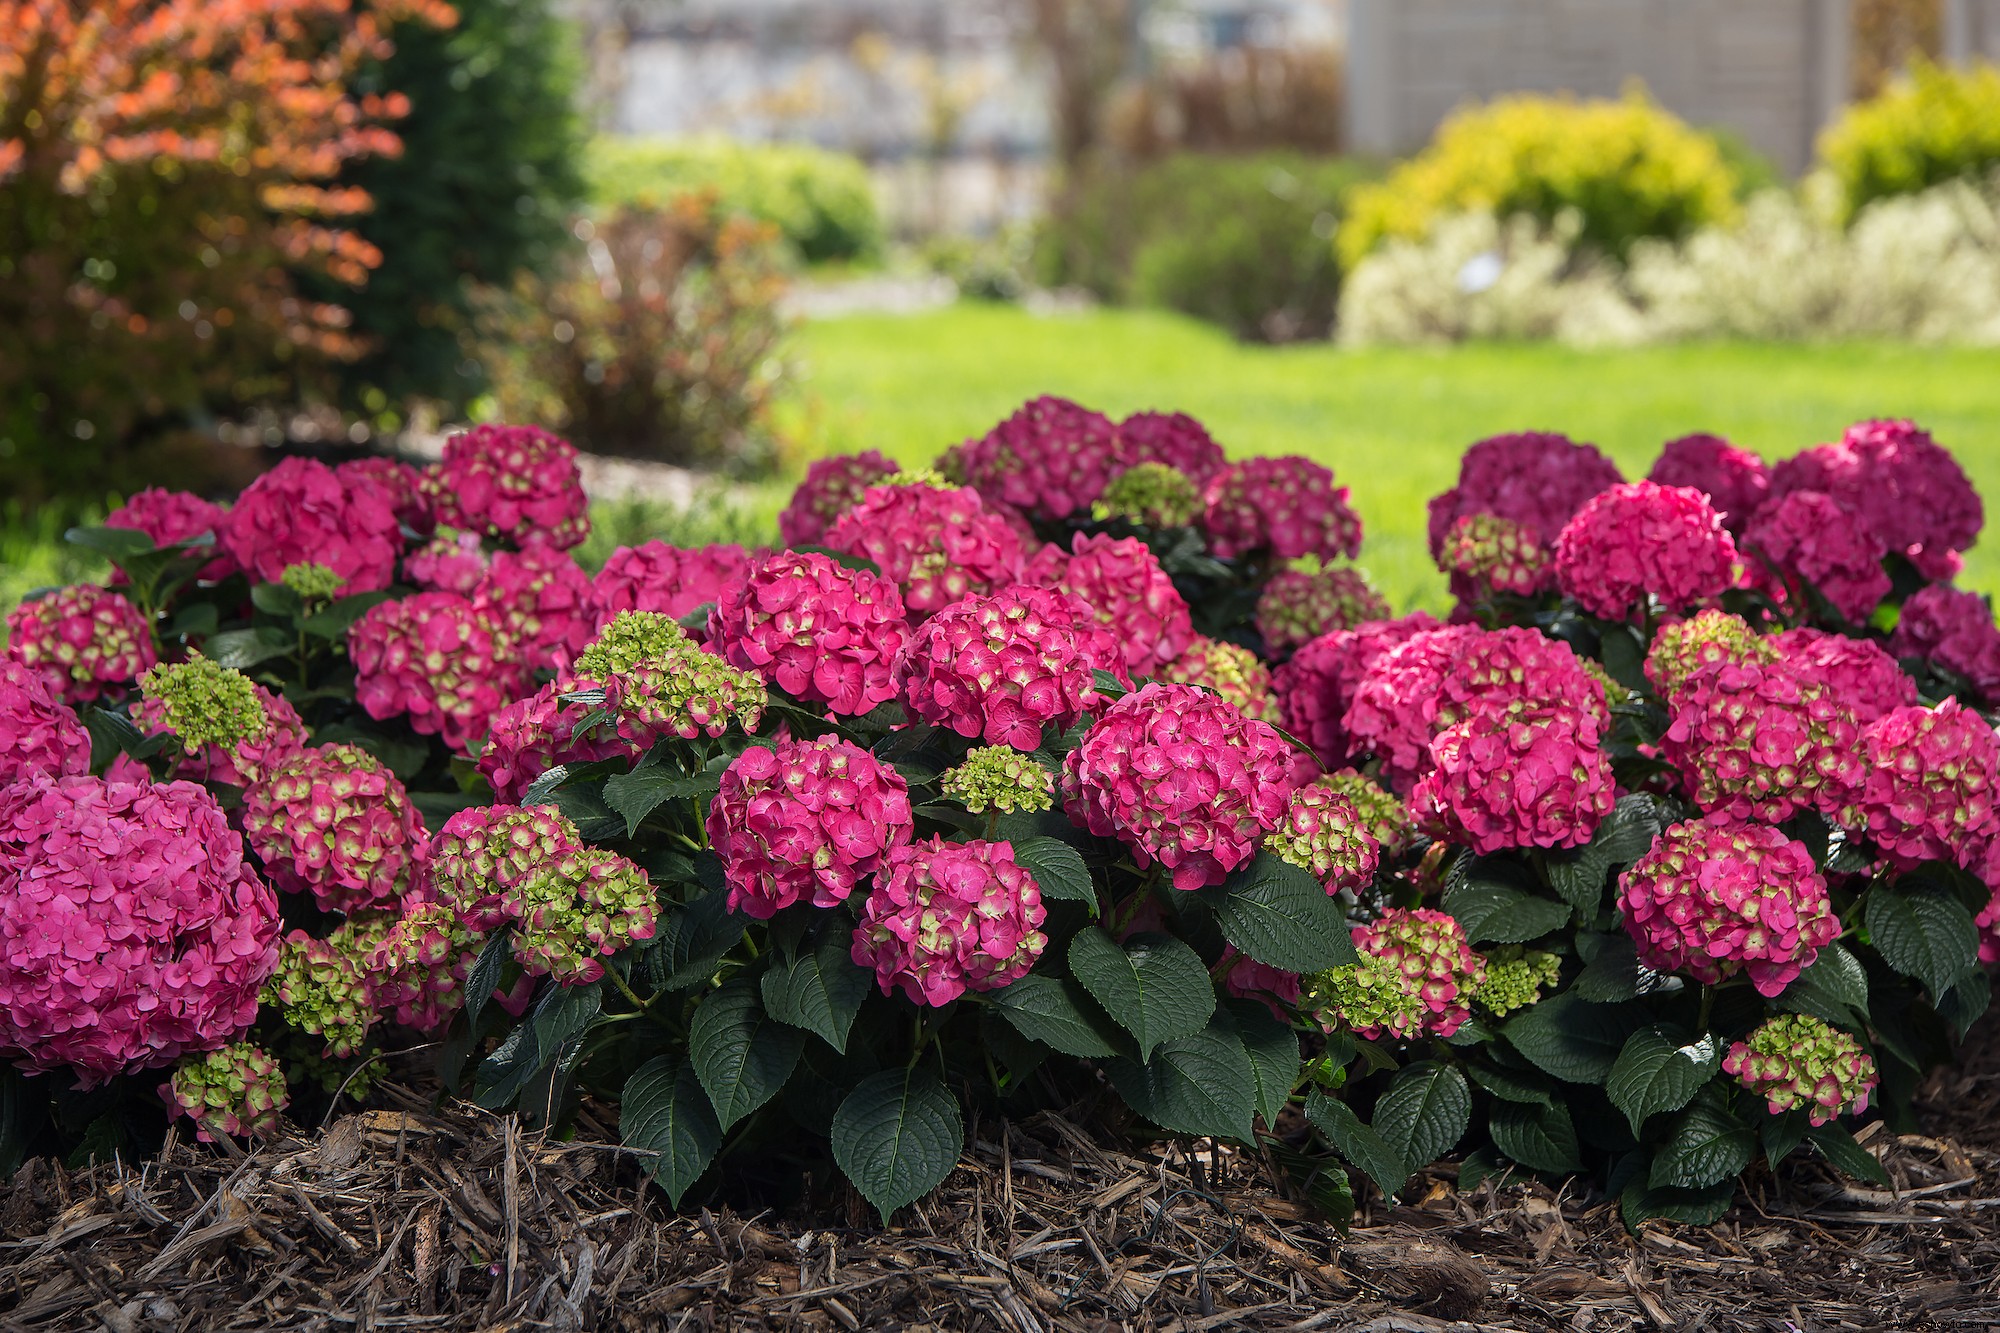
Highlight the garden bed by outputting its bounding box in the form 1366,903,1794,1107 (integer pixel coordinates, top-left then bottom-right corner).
7,1021,1995,1332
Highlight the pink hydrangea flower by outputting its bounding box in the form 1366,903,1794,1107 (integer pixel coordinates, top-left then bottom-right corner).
1265,779,1381,894
1841,698,2000,871
1661,657,1864,824
509,845,658,985
139,680,308,789
369,902,486,1033
337,455,432,533
707,737,915,918
1202,456,1363,562
779,450,901,546
1160,636,1281,722
823,482,1025,619
1740,491,1891,625
1309,908,1486,1041
1320,769,1416,859
896,585,1117,751
1648,434,1771,534
707,550,911,716
1890,584,2000,700
106,488,235,580
222,456,404,592
1618,814,1838,997
350,592,529,752
0,658,91,785
430,803,584,932
406,531,490,594
1554,481,1737,620
1772,419,1982,581
472,542,600,667
1644,610,1776,706
592,540,755,630
1411,705,1614,854
420,424,590,549
1050,533,1194,677
1220,951,1302,1021
1118,410,1228,483
943,395,1126,521
1061,682,1297,890
1018,541,1070,586
1978,870,2000,966
477,682,637,802
162,1042,288,1141
1437,513,1554,603
1255,566,1390,656
0,775,280,1085
1273,614,1439,768
1724,1014,1877,1126
1427,432,1623,560
241,744,431,915
1770,627,1915,726
853,836,1048,1007
4,584,157,704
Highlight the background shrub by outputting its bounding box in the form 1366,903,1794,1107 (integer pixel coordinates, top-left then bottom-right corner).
1818,59,2000,221
1337,91,1741,270
587,136,883,265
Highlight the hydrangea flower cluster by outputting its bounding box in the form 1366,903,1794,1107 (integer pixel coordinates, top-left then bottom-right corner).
1772,418,1982,581
895,586,1115,751
1093,462,1204,528
0,775,280,1084
1618,815,1838,997
163,1043,288,1142
0,658,91,786
1255,565,1391,656
1741,491,1891,624
1046,534,1194,677
350,593,526,752
1160,636,1281,722
223,456,404,592
406,531,490,595
1265,780,1380,895
1427,431,1623,561
476,684,635,802
431,804,585,932
1411,706,1614,854
1304,908,1487,1040
823,482,1024,619
1221,951,1303,1019
1319,769,1416,858
940,747,1055,816
1661,657,1863,824
241,744,431,915
338,456,431,534
471,542,600,666
593,541,756,626
779,449,900,546
1842,699,2000,871
1202,456,1363,562
1472,950,1561,1017
106,487,235,580
706,551,911,716
707,738,915,918
1118,409,1227,482
264,925,378,1060
136,655,268,755
1890,584,2000,700
369,902,486,1032
282,562,346,604
1061,683,1296,890
1769,627,1916,726
571,611,768,743
1437,513,1554,601
852,837,1048,1007
421,424,590,549
1273,614,1439,768
510,846,658,984
1553,481,1737,619
1724,1014,1878,1125
1644,610,1776,704
944,395,1124,521
1648,434,1770,534
4,583,157,704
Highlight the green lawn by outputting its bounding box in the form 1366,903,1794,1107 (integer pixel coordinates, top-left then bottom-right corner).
794,303,2000,612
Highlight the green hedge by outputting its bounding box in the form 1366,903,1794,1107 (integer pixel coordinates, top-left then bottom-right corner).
1818,59,2000,221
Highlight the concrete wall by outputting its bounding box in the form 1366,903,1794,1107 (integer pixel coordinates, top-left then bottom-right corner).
1346,0,1854,174
1944,0,2000,60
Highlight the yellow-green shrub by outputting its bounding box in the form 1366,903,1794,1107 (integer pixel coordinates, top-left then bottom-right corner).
1818,59,2000,221
1338,91,1740,269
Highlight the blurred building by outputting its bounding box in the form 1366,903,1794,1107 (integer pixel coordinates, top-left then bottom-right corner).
1945,0,2000,59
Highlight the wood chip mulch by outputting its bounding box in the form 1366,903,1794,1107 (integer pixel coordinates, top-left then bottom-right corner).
4,1025,1998,1333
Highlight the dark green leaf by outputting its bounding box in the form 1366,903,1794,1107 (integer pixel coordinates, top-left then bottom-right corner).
690,978,805,1130
1503,994,1648,1085
1222,999,1302,1129
621,1057,721,1207
1650,1102,1756,1190
1620,1177,1735,1229
1010,836,1096,914
1441,879,1571,945
1374,1062,1471,1172
204,626,293,671
1939,972,1993,1040
794,545,882,577
989,974,1125,1058
1106,1014,1258,1142
1068,929,1214,1061
1467,1063,1556,1106
1607,1027,1721,1134
1866,888,1980,999
1761,1112,1808,1168
1261,1134,1355,1230
1455,1148,1515,1193
603,765,718,837
1489,1098,1582,1174
1199,852,1357,972
1775,943,1870,1025
1543,794,1662,916
300,591,392,640
463,932,511,1028
409,790,485,826
521,764,573,807
1090,668,1128,700
1304,1091,1409,1199
475,983,602,1110
761,932,874,1054
831,1067,964,1222
652,891,749,991
66,525,157,559
1805,1125,1889,1185
165,600,220,640
250,581,304,618
1572,933,1650,1002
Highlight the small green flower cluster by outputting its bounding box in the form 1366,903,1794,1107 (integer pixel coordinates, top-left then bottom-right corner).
280,561,345,603
1093,463,1203,528
139,654,269,752
574,611,768,740
941,746,1056,815
165,1042,288,1141
1473,949,1561,1016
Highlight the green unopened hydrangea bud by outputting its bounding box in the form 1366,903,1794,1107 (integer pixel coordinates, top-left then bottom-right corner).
263,922,384,1060
940,746,1055,815
1724,1013,1878,1126
280,562,344,604
139,653,269,751
1473,949,1561,1017
164,1042,288,1141
1093,463,1202,528
573,610,767,740
886,467,951,489
1319,769,1416,859
1159,636,1281,722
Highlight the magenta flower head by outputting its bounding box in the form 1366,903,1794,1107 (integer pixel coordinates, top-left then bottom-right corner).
241,743,431,915
1427,431,1623,560
852,836,1048,1007
1740,491,1891,624
1304,908,1487,1041
1202,456,1363,562
368,901,488,1032
1061,682,1297,890
708,550,911,716
0,774,280,1085
1272,614,1439,769
4,584,157,705
223,456,403,592
107,487,235,580
1118,410,1228,483
1161,636,1281,722
162,1042,288,1142
1770,627,1915,726
406,531,490,595
1842,698,2000,871
1437,513,1554,603
1411,705,1614,855
421,423,590,549
1725,1014,1877,1126
1255,564,1391,656
822,481,1025,620
1554,481,1737,620
1644,609,1776,706
337,455,432,534
477,682,635,802
471,541,600,668
1648,434,1771,535
1661,656,1863,824
1618,813,1837,997
1266,779,1381,895
0,657,91,785
1773,419,1983,581
592,540,756,628
1049,533,1194,677
1321,769,1416,859
896,585,1117,751
571,610,768,743
943,395,1125,521
350,592,527,753
1890,584,2000,701
708,737,914,918
779,450,900,546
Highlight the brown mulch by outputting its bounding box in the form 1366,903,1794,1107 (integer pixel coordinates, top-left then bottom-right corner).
3,1028,1998,1332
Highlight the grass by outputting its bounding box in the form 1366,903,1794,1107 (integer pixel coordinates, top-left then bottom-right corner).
793,302,2000,611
